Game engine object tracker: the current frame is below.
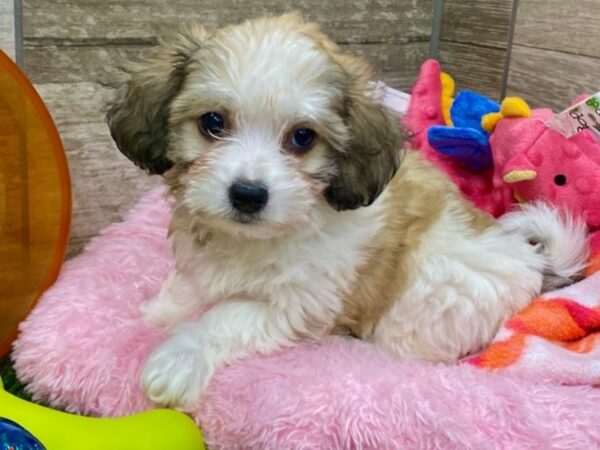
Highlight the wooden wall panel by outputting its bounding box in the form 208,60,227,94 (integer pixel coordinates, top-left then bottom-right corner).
507,46,599,110
23,41,429,89
0,0,15,59
440,0,512,48
437,0,513,100
507,0,600,111
21,0,434,256
24,0,434,43
23,0,433,88
34,83,161,259
513,0,600,59
438,42,507,100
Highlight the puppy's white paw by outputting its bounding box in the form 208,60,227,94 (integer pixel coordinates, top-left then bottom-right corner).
140,337,213,411
141,294,190,328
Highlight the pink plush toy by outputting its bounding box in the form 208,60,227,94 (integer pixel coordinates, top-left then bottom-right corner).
485,97,600,230
403,60,504,216
404,60,600,233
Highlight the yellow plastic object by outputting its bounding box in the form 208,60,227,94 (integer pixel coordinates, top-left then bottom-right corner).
440,72,455,126
0,378,205,450
0,50,71,357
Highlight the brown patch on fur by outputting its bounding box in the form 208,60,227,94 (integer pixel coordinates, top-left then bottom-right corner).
315,31,404,211
334,150,493,338
466,202,495,231
167,189,214,249
324,91,403,211
107,25,209,174
163,164,188,198
183,154,214,181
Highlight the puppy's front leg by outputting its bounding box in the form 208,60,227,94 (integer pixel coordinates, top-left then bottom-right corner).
141,269,204,327
140,299,307,410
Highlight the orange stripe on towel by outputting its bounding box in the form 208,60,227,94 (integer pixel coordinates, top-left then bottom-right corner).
506,299,586,341
560,300,600,330
469,334,526,369
562,332,600,353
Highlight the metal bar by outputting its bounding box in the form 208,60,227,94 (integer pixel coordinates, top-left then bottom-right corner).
500,0,519,100
13,0,23,66
429,0,445,59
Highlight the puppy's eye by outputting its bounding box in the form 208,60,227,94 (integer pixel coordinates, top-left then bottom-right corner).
198,112,225,139
288,128,316,154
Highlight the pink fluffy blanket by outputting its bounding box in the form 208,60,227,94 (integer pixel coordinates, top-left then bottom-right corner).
13,187,600,449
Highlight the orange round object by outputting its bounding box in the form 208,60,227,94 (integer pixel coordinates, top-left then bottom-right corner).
0,50,71,357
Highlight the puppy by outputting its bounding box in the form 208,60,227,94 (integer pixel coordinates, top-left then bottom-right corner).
107,14,588,410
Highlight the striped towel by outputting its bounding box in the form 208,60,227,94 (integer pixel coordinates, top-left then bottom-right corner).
469,232,600,384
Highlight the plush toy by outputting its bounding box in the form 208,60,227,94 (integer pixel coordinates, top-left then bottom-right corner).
427,90,499,171
483,96,600,230
403,60,504,216
0,378,205,450
404,59,600,232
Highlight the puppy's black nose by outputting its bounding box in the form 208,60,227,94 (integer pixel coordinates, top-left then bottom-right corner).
229,180,269,214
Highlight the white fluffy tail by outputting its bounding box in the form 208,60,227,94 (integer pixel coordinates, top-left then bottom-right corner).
499,202,589,291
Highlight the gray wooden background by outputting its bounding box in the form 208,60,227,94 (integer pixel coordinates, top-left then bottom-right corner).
2,0,600,256
439,0,600,109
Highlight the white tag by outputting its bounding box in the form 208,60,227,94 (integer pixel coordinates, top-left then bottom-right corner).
369,81,411,116
546,91,600,139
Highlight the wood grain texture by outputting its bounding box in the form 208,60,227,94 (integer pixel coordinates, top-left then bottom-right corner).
22,0,433,87
506,45,600,111
507,0,600,111
24,41,428,90
513,0,600,58
440,0,512,49
437,0,511,100
438,41,506,100
0,0,15,59
35,82,160,257
35,82,113,125
54,120,161,258
23,0,434,42
24,45,155,85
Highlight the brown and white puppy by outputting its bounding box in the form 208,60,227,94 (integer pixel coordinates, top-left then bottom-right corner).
107,14,588,410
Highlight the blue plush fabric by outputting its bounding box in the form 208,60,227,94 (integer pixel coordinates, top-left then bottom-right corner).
428,126,493,171
450,91,500,132
427,90,499,171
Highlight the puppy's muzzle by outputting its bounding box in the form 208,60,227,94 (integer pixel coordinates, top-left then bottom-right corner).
229,180,269,214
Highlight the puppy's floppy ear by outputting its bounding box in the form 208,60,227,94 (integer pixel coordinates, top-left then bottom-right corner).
325,59,404,211
106,26,205,174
